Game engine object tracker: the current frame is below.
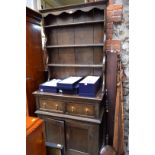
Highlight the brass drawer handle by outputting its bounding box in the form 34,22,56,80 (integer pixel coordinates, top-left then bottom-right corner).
55,104,59,110
42,102,47,108
85,108,89,115
71,106,75,112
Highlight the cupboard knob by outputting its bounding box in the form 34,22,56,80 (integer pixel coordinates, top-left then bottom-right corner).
42,102,46,108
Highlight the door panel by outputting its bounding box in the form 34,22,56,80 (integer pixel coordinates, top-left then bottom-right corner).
66,120,99,155
44,117,65,147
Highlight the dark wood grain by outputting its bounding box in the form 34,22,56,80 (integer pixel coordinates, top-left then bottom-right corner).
93,47,104,76
75,25,93,44
66,120,100,155
66,102,95,118
75,48,93,64
75,47,93,76
58,48,75,64
58,27,74,45
35,108,104,124
33,89,104,103
94,23,104,44
36,111,105,155
48,49,59,64
44,14,57,26
26,7,45,116
41,116,65,146
39,98,65,113
49,67,76,79
26,7,42,23
26,116,46,155
74,9,94,23
105,52,118,145
46,28,58,45
57,13,74,25
93,48,104,64
58,48,76,77
33,3,107,155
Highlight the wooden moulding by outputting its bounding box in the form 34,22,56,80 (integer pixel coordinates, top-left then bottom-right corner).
33,89,105,104
40,1,107,17
47,64,103,68
26,7,42,25
35,108,104,124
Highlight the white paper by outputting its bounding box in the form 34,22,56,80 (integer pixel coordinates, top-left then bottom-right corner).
79,76,100,84
41,79,61,87
58,76,82,84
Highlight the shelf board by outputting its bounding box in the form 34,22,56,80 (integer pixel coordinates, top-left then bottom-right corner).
47,64,103,68
44,20,104,28
46,44,103,48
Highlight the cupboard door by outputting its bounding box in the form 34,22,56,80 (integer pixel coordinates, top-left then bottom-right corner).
66,120,99,155
43,117,65,147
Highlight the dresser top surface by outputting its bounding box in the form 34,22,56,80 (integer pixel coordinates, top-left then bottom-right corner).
33,89,104,103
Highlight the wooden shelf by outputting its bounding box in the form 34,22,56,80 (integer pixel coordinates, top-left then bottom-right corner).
44,20,104,28
47,64,103,68
46,44,103,48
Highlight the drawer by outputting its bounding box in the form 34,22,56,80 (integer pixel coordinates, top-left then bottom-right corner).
39,99,65,113
66,103,95,117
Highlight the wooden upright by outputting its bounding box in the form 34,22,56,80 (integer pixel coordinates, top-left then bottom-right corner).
26,7,45,116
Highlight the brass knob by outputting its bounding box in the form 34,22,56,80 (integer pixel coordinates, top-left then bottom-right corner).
71,106,75,112
85,108,89,114
42,102,46,108
56,104,59,110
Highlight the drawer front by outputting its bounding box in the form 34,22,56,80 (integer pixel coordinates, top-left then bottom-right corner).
66,103,95,117
39,99,65,113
